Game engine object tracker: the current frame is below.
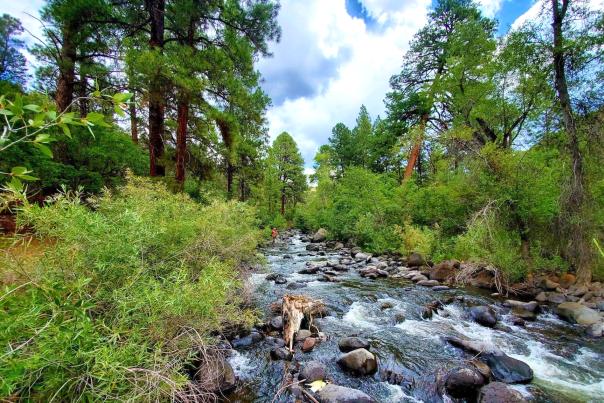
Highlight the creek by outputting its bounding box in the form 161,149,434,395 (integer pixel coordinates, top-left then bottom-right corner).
225,231,603,402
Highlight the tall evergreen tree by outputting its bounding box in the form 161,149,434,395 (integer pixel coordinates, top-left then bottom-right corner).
0,15,27,87
267,132,307,216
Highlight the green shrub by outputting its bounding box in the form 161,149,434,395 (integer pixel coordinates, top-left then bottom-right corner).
0,176,259,401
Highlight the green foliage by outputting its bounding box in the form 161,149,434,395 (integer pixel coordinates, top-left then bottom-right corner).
0,176,260,400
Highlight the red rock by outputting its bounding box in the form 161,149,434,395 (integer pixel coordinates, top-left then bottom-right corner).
302,337,316,352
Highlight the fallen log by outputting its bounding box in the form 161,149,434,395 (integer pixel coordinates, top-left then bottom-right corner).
282,295,325,351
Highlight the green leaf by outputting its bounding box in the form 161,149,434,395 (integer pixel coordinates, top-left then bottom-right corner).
46,110,57,120
18,174,38,181
11,166,28,176
34,143,53,158
35,133,51,143
24,104,42,112
0,109,13,116
8,176,23,192
86,112,109,126
114,104,126,118
60,123,72,138
112,92,133,103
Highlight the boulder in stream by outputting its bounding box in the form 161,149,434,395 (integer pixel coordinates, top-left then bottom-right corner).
197,354,236,393
270,347,293,361
445,336,533,384
315,384,376,403
338,337,370,352
556,302,601,325
444,366,487,399
231,331,263,349
470,306,498,328
336,348,378,375
407,252,426,267
478,382,527,403
299,360,327,382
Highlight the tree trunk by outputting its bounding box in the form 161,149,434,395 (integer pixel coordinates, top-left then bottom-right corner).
56,26,76,112
551,0,591,284
403,112,428,181
226,161,234,199
77,73,88,117
146,0,165,177
175,95,189,185
130,90,138,143
281,191,286,216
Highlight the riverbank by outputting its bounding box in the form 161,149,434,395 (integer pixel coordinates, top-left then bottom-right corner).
222,230,604,402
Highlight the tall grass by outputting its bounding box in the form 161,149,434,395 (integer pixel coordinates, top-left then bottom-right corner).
0,175,260,401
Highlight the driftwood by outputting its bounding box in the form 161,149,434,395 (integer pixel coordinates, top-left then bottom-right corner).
282,294,325,351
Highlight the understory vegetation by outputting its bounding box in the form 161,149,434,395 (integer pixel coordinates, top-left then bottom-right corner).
0,176,260,400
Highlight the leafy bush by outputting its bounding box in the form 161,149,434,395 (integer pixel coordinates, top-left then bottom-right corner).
0,176,259,400
0,125,147,194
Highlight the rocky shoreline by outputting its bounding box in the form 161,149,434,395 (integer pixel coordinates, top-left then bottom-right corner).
213,229,603,402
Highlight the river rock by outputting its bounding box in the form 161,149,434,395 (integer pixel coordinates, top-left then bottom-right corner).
478,382,527,403
302,337,317,352
433,285,450,291
295,329,312,342
306,243,320,251
544,278,560,290
470,306,498,328
445,366,486,399
485,352,533,383
557,302,600,325
547,292,566,304
200,356,236,393
586,321,604,337
300,360,327,382
265,336,286,348
270,316,283,330
312,228,328,243
270,347,293,361
299,266,320,274
338,337,370,352
417,279,440,287
231,331,263,349
355,253,371,262
430,260,459,281
336,348,378,375
559,273,576,288
407,252,425,267
315,384,376,403
286,281,307,290
411,274,428,282
445,337,533,384
334,242,344,250
535,292,547,302
512,306,536,321
570,284,589,297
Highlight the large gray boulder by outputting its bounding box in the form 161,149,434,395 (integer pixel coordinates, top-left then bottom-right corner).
557,302,601,325
315,384,376,403
478,382,527,403
336,348,378,375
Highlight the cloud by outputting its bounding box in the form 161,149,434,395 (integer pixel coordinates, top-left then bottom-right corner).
476,0,504,18
2,0,46,78
258,0,431,167
511,0,604,30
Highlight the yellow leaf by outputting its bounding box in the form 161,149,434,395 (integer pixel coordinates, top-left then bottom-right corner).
307,380,327,392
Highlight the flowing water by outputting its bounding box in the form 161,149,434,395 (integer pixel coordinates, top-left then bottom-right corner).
225,232,604,402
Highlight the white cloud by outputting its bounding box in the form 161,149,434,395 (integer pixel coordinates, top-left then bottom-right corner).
259,0,431,167
511,0,604,31
476,0,504,18
1,0,46,78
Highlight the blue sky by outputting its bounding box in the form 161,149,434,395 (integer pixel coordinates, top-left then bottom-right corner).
3,0,602,171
